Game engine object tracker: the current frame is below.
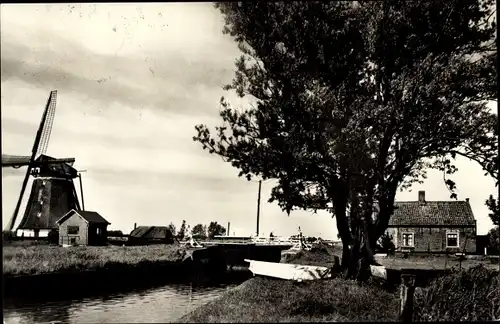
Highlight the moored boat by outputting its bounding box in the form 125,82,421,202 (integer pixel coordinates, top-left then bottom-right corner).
244,259,332,281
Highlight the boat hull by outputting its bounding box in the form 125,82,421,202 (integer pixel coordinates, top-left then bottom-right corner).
244,259,332,281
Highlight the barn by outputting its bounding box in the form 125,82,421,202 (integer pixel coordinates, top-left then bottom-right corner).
386,191,477,254
127,226,176,245
56,209,110,246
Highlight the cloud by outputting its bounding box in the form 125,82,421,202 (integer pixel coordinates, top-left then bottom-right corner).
0,35,236,117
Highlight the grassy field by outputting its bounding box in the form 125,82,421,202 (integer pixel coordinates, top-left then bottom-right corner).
375,255,500,271
3,243,188,277
182,247,500,322
282,243,499,271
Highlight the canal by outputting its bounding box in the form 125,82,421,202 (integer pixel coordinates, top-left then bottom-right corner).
3,274,249,323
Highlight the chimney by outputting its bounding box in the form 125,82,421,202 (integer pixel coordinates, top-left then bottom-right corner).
134,223,137,230
418,191,425,204
227,222,230,236
465,198,470,203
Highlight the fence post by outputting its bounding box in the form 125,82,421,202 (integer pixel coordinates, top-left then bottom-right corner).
400,273,416,322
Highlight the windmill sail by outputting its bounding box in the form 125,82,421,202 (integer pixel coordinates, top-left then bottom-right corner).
1,155,32,168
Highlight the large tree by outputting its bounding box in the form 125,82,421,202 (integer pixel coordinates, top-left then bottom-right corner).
194,1,497,279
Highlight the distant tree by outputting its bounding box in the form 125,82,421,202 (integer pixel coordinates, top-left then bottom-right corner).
108,230,124,237
167,222,177,237
485,195,499,226
177,220,187,240
207,221,227,239
194,1,497,280
306,236,317,243
192,224,207,240
269,232,275,237
488,227,499,255
486,195,500,254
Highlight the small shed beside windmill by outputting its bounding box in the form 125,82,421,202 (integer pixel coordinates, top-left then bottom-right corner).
56,209,110,246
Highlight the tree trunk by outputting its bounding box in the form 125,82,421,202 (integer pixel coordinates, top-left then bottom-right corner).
331,188,353,270
347,200,377,281
330,183,382,281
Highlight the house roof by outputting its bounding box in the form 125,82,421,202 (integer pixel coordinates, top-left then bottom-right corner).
56,209,110,225
388,201,476,227
129,226,173,239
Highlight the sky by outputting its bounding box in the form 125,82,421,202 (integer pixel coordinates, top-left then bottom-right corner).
1,3,497,238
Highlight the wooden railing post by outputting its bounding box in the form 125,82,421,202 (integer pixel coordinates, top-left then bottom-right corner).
400,273,416,322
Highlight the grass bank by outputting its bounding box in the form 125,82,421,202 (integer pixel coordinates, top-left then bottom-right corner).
375,254,500,271
414,265,500,321
3,244,188,277
182,247,500,322
281,244,342,267
181,277,400,322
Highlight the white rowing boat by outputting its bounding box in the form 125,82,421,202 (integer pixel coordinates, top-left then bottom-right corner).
244,259,332,281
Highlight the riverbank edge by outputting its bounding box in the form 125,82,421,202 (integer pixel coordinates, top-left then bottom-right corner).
3,258,230,298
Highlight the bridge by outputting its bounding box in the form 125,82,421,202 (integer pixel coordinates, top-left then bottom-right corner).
182,242,295,273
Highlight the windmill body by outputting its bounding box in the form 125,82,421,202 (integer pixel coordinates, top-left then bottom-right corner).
16,155,81,238
2,91,83,238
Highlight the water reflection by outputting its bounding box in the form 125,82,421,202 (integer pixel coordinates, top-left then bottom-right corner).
4,279,244,323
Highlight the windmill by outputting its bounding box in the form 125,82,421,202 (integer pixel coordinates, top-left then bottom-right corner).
2,90,83,238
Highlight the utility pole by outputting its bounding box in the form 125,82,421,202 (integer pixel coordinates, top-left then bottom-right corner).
256,180,262,237
78,170,87,211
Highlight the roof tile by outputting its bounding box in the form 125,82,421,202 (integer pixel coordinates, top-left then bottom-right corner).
389,201,475,226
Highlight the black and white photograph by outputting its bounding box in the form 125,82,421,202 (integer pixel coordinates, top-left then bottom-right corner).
1,2,498,323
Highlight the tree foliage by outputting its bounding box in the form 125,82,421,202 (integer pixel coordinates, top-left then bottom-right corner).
485,194,500,226
167,222,176,237
485,194,499,254
194,1,497,278
107,230,124,237
207,221,227,239
487,227,500,255
192,224,208,240
177,220,187,240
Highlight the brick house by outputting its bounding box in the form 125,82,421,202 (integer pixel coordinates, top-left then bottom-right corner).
386,191,477,254
56,209,110,246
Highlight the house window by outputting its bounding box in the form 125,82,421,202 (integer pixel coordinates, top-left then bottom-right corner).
446,232,459,248
68,226,79,235
402,233,414,247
